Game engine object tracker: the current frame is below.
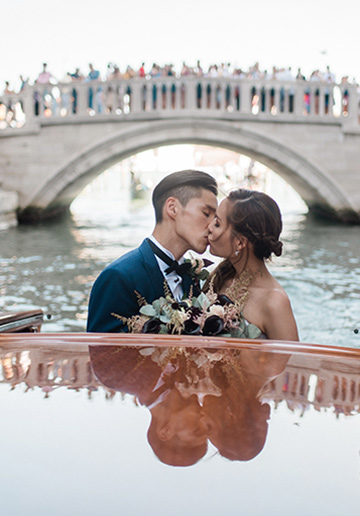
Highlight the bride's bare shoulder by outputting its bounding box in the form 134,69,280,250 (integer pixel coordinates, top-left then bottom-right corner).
261,285,293,316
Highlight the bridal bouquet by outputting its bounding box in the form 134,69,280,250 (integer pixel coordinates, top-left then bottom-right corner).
113,282,261,339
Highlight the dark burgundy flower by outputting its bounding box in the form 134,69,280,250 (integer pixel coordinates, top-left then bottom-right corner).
202,315,225,336
142,317,161,334
216,294,234,306
184,319,201,335
188,306,201,319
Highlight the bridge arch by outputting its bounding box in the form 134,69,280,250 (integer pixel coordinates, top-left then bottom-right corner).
21,118,354,222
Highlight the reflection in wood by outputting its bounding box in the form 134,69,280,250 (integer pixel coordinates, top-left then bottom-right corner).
2,343,360,415
1,338,360,467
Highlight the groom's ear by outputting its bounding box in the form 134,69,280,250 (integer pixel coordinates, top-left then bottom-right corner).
164,197,178,220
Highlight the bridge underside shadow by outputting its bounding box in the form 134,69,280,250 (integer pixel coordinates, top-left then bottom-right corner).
19,119,359,223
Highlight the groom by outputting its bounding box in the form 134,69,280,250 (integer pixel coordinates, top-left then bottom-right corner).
87,170,218,332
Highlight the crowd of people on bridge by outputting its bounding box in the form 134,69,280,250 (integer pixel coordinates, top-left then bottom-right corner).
2,60,354,95
0,61,355,127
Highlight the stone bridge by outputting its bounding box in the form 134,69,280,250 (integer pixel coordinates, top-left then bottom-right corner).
1,76,360,223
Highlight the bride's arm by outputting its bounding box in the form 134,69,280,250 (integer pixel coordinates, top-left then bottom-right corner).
262,289,299,341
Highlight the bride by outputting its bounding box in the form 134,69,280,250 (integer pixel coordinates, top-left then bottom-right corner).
207,189,299,341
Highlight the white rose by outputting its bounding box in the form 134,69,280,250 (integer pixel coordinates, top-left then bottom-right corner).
208,305,225,318
190,256,204,274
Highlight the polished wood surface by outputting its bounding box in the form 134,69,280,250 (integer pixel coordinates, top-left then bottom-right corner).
1,331,360,358
0,309,43,333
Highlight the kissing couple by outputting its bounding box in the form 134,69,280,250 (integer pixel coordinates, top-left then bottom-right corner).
87,170,298,341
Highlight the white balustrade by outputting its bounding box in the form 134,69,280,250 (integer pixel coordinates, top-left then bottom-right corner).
265,367,360,414
0,76,359,130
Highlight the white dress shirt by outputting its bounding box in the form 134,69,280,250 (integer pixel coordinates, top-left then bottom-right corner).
148,235,184,301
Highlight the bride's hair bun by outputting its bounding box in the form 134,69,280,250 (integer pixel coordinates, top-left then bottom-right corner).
253,235,283,259
271,239,283,257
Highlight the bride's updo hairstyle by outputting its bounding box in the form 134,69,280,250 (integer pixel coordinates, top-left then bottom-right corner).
227,189,283,260
207,189,283,292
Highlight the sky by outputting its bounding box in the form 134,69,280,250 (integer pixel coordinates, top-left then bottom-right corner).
2,0,360,91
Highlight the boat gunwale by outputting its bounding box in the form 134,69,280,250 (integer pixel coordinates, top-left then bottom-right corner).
0,332,359,359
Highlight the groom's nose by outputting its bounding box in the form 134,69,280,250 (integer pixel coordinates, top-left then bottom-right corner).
207,214,215,227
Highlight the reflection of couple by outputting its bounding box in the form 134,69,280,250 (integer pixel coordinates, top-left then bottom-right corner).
89,345,289,466
87,170,298,340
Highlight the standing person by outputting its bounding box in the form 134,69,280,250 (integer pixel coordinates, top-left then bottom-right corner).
4,81,14,94
138,62,146,78
69,68,83,113
207,189,299,341
86,63,101,111
35,63,57,115
87,170,218,332
19,75,29,91
36,63,56,84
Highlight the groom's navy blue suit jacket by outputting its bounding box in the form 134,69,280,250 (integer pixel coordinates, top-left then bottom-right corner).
87,239,195,332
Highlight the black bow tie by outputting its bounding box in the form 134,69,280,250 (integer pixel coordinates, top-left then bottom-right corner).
147,238,192,278
164,260,192,276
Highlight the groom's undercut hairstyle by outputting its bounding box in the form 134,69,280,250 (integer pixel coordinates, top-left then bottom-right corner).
152,170,218,223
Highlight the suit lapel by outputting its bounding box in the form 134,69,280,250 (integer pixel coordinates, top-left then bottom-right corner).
138,240,168,299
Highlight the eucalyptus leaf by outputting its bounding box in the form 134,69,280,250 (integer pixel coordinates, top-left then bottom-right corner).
246,324,262,339
160,314,171,323
230,327,244,338
192,297,202,308
196,292,211,309
152,299,162,313
140,305,157,317
238,319,246,331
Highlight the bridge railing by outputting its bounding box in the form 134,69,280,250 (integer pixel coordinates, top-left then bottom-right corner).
263,366,360,415
0,77,358,130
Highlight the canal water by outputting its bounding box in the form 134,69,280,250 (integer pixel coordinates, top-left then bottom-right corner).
1,165,360,347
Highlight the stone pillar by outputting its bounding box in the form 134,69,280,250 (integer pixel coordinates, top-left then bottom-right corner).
166,82,172,110
274,84,282,116
343,83,358,128
240,81,252,114
185,78,197,110
130,80,141,114
319,85,325,116
294,81,304,116
76,82,88,117
146,83,152,111
20,86,35,126
309,86,317,116
175,82,182,110
219,82,226,111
